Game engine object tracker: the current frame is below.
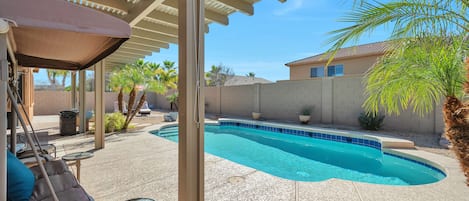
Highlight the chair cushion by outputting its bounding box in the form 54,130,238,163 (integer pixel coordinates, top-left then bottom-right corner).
29,160,94,201
7,151,35,201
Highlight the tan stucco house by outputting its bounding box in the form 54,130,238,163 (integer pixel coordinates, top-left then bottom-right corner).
285,41,388,80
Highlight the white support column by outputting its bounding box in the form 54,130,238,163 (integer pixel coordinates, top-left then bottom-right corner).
0,31,8,201
94,60,105,149
178,0,205,200
79,70,86,133
71,71,77,109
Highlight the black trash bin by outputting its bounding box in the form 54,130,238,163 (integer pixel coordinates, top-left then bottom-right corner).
7,112,18,129
59,110,77,136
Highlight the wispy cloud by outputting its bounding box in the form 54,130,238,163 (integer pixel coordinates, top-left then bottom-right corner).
273,0,304,16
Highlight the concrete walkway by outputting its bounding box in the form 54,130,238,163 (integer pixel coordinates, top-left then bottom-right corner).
28,115,469,201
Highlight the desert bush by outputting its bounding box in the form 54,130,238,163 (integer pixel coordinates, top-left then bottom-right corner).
358,112,385,131
105,112,126,133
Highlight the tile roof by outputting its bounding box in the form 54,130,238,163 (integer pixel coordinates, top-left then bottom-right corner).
224,76,272,86
286,41,388,67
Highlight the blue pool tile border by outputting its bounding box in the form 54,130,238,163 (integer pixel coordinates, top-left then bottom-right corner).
219,121,382,150
384,152,446,176
154,121,446,176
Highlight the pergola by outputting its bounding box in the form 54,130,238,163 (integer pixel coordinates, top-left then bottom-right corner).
1,0,285,200
67,0,262,69
65,0,268,148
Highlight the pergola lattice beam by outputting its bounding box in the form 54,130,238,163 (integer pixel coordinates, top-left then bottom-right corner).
118,47,153,56
121,42,161,52
127,37,170,49
163,0,229,25
217,0,253,15
132,28,178,44
146,10,178,25
70,0,130,15
123,0,166,26
134,20,178,36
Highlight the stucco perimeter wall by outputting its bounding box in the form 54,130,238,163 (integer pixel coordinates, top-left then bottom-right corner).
260,80,323,122
205,87,220,114
332,76,443,134
35,91,118,115
148,91,172,110
220,85,255,117
209,76,442,134
331,76,364,126
34,91,72,115
35,77,445,133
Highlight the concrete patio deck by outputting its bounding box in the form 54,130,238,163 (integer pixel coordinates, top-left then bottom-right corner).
31,115,469,201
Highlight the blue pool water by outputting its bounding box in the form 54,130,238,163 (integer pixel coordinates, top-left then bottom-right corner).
152,125,445,185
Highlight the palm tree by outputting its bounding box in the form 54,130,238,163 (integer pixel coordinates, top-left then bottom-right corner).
46,69,68,88
156,63,178,90
205,64,234,86
162,60,176,71
327,0,469,184
246,72,256,79
110,59,166,129
166,92,179,111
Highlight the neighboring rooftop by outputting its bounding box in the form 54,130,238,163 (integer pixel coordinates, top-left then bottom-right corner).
224,75,272,86
286,41,388,67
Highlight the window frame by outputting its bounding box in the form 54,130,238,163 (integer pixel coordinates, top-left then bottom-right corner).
310,66,325,78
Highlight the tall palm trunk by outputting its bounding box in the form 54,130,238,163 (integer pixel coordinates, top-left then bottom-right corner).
450,58,469,185
127,92,146,126
442,58,469,185
443,96,469,185
61,74,67,87
117,88,123,113
123,87,136,129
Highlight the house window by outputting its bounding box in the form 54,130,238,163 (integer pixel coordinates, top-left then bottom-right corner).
327,64,344,77
310,67,324,77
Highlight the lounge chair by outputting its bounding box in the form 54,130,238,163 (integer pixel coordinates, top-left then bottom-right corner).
139,101,151,116
113,101,128,115
163,112,178,122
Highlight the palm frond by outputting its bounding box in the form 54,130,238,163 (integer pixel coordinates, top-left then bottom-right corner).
325,0,468,63
363,36,467,116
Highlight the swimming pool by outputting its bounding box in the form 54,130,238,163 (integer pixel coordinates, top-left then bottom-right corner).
151,122,445,186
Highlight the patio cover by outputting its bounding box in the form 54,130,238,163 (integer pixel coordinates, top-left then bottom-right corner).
0,0,131,70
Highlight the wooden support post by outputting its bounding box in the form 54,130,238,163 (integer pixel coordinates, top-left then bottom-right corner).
71,71,77,109
79,70,86,133
178,0,205,200
94,60,105,149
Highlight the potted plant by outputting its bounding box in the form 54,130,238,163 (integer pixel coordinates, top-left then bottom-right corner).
252,112,261,120
299,106,313,124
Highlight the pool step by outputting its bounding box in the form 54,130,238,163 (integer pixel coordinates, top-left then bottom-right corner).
157,127,178,138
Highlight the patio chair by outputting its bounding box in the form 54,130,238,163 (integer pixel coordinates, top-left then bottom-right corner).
7,151,94,201
114,101,128,115
30,160,94,201
139,101,151,116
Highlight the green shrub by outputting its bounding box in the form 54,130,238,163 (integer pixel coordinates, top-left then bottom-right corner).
105,112,126,133
358,112,385,131
300,106,314,115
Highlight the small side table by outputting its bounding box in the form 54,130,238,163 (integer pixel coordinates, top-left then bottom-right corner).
62,152,94,182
